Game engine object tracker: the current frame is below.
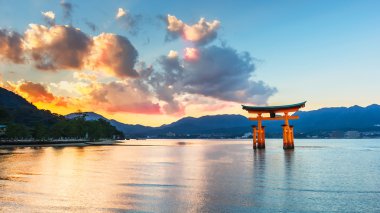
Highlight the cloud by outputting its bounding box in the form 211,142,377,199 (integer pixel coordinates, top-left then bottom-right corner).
158,50,183,75
85,21,97,32
41,11,55,26
4,79,161,115
0,23,140,79
87,33,139,78
49,80,89,97
181,94,235,112
73,72,98,81
155,45,277,108
0,10,275,117
41,11,55,20
60,0,73,23
141,51,184,114
89,81,161,114
115,8,143,35
0,29,24,63
5,80,68,107
24,24,92,71
21,24,139,78
167,50,178,59
182,45,277,104
184,47,199,61
18,81,55,102
165,15,220,46
116,8,126,19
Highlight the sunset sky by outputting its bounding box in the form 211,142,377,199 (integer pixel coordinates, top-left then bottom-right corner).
0,0,379,126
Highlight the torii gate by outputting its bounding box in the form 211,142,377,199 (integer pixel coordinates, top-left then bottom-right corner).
242,101,306,149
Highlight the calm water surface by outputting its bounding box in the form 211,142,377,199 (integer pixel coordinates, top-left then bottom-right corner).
1,139,380,212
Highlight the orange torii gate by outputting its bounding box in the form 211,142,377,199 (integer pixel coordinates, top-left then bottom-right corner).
242,101,306,149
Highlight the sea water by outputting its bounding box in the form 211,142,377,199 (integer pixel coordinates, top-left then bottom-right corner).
0,139,380,212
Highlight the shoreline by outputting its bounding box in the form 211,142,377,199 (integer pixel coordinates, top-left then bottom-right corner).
0,140,120,149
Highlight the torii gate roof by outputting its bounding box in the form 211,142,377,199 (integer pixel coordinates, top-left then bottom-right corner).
242,101,306,113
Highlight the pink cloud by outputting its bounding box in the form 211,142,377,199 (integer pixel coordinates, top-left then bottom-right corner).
166,15,220,45
89,81,162,114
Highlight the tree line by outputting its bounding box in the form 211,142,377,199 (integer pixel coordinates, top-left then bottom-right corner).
0,108,124,141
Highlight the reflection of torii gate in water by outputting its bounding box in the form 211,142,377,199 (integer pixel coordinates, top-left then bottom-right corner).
242,101,306,149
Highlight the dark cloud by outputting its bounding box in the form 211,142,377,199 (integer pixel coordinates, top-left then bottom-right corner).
0,29,24,63
146,52,184,114
60,0,73,23
183,45,277,104
156,53,183,84
116,8,143,36
85,21,97,32
153,45,277,112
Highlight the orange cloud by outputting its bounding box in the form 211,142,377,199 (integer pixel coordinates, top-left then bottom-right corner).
73,72,98,81
5,81,68,109
18,81,55,103
86,33,139,78
24,24,91,70
4,78,162,116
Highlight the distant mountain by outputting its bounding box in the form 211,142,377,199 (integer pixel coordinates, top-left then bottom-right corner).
65,112,153,136
66,104,380,138
148,105,380,137
108,119,153,136
65,112,253,137
0,87,60,127
292,104,380,132
148,114,252,136
3,85,379,138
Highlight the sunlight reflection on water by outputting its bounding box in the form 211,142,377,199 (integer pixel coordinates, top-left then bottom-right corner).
1,139,380,212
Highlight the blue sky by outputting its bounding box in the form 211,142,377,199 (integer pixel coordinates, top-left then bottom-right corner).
0,0,379,125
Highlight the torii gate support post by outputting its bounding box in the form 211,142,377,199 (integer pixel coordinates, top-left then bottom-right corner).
282,124,288,148
289,125,294,149
255,113,266,149
258,126,265,149
283,112,294,150
252,125,257,149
